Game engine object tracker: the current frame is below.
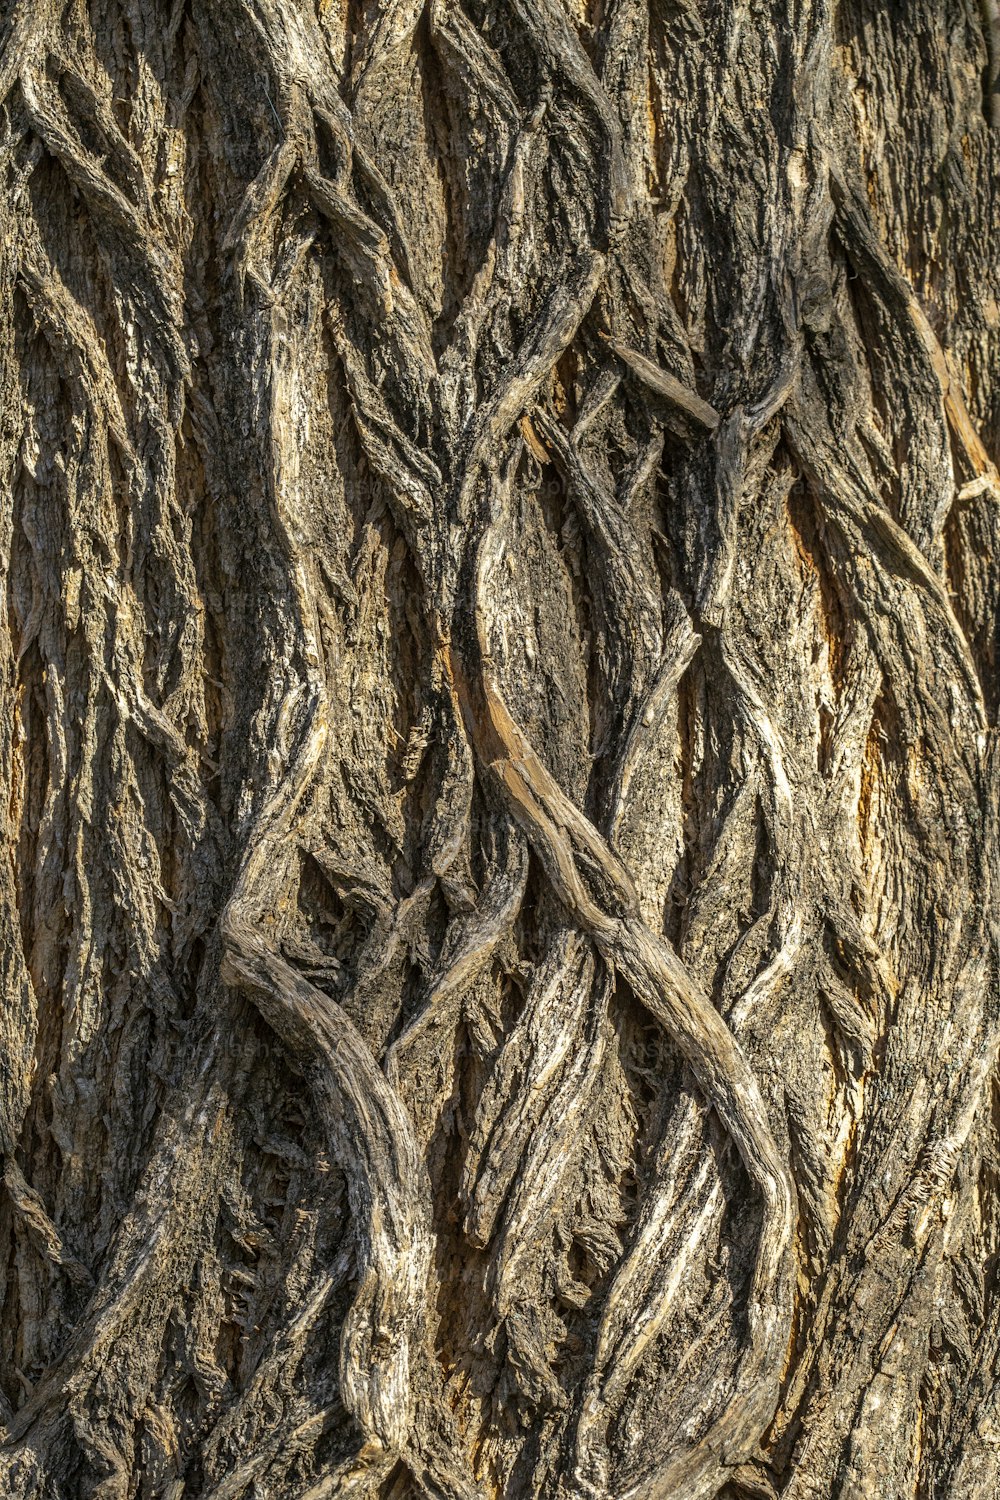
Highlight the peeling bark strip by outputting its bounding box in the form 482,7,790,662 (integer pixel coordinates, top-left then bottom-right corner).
1,1,1000,1497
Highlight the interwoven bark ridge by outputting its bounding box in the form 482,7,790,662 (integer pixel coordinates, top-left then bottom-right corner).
1,2,999,1497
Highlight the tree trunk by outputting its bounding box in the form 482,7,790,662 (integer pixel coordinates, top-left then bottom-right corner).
1,1,999,1496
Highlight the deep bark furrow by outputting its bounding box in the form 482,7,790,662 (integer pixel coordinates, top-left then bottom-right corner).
1,2,999,1497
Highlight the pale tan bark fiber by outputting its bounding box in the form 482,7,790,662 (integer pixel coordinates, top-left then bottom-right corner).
1,2,999,1498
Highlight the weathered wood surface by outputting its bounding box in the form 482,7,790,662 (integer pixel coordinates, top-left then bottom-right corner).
1,2,999,1496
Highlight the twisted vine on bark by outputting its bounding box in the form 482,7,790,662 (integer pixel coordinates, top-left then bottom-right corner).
1,2,999,1498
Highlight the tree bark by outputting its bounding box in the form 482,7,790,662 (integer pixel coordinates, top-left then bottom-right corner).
1,1,999,1496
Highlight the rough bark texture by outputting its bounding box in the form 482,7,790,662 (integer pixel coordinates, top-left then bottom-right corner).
1,2,1000,1497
